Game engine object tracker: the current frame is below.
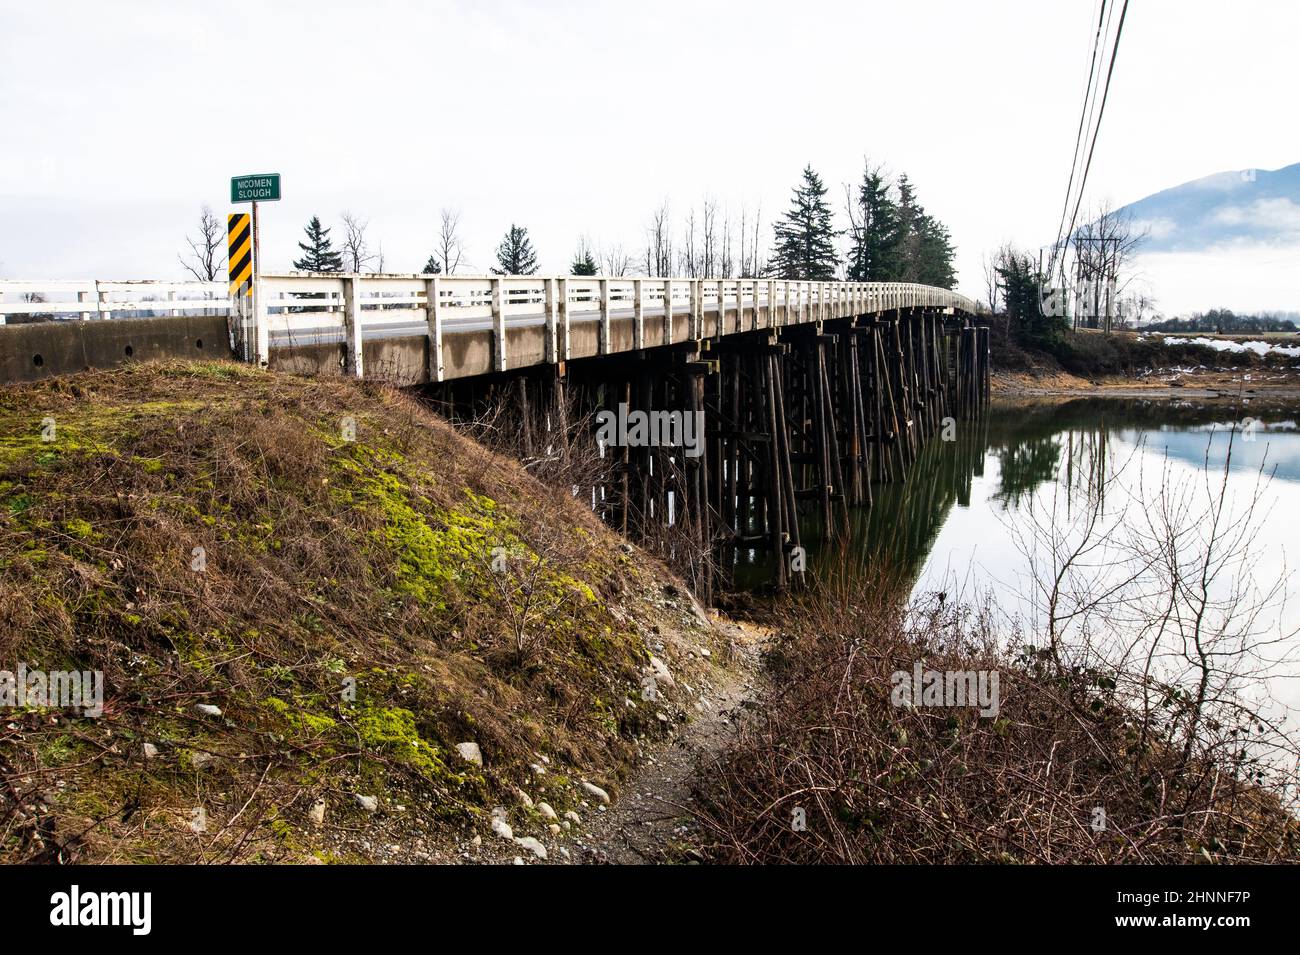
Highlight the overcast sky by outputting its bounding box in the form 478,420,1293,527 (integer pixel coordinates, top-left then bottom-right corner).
2,0,1297,313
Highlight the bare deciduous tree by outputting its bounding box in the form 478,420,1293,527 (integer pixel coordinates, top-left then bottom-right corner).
179,205,225,282
1011,429,1298,788
676,197,727,278
598,243,632,277
679,207,699,277
1071,201,1147,332
738,201,764,278
645,201,672,277
433,208,465,275
702,199,719,278
980,241,1017,315
719,204,735,278
981,250,1001,315
340,211,376,273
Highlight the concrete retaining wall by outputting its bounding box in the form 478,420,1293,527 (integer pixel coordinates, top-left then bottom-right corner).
0,315,234,383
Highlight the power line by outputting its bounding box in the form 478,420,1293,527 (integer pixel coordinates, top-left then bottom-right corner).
1059,0,1131,286
1050,0,1108,277
1060,0,1116,289
1074,0,1118,232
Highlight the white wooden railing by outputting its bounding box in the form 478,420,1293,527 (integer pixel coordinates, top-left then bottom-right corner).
255,273,976,378
1,274,976,379
0,280,232,323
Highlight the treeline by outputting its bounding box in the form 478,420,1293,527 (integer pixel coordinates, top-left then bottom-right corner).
191,161,957,284
842,164,956,286
661,162,957,286
1145,309,1298,335
288,211,557,278
984,254,1296,378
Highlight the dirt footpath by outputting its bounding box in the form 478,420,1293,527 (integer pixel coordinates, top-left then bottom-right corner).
563,616,768,864
994,368,1300,401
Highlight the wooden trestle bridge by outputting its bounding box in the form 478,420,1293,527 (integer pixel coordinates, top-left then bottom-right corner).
1,275,990,595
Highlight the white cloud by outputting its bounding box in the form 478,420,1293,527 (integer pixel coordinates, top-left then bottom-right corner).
1136,242,1300,314
1208,197,1300,235
1,0,1298,302
1134,216,1178,240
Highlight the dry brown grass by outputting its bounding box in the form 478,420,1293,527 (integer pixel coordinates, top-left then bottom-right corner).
693,549,1300,864
0,360,701,863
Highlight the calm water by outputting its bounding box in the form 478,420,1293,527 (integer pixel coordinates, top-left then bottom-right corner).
853,400,1299,590
817,396,1300,753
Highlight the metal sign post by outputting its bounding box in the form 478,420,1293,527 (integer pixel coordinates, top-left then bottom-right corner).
231,174,281,366
226,212,253,359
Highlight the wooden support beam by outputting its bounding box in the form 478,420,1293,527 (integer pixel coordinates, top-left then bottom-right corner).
492,276,506,372
343,274,364,378
425,275,444,382
543,277,558,366
633,278,645,350
663,279,674,345
559,277,571,361
691,279,702,340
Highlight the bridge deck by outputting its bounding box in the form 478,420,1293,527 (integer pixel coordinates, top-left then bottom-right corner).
0,274,978,385
251,274,977,383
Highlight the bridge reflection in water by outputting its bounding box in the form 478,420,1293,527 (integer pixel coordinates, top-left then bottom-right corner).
760,397,1300,598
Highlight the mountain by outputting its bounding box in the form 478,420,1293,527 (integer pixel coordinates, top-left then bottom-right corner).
1114,162,1300,252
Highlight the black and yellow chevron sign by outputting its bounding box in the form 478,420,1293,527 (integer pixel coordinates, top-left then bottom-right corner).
227,213,253,297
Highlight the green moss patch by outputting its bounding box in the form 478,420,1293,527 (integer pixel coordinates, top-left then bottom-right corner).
0,360,679,864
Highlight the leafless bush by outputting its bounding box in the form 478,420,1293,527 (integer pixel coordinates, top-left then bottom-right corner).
476,519,588,670
451,383,716,600
1008,425,1300,818
454,382,607,497
694,431,1300,862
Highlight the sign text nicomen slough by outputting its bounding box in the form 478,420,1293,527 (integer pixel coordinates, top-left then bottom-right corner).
230,173,281,203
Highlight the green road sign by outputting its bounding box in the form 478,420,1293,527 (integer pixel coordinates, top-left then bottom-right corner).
231,174,281,203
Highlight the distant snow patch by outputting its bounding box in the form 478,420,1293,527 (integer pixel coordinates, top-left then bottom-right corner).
1157,336,1300,358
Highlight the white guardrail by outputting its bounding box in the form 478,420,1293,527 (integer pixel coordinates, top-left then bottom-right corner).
0,280,232,321
1,275,976,379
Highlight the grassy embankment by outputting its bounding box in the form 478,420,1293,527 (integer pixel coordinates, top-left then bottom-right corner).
991,323,1300,392
0,360,719,863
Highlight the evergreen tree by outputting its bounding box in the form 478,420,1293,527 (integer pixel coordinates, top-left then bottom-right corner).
292,216,343,272
916,214,957,289
570,249,598,275
421,256,442,275
768,165,839,280
846,163,901,281
997,251,1062,348
891,175,923,282
491,224,539,275
878,174,957,288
